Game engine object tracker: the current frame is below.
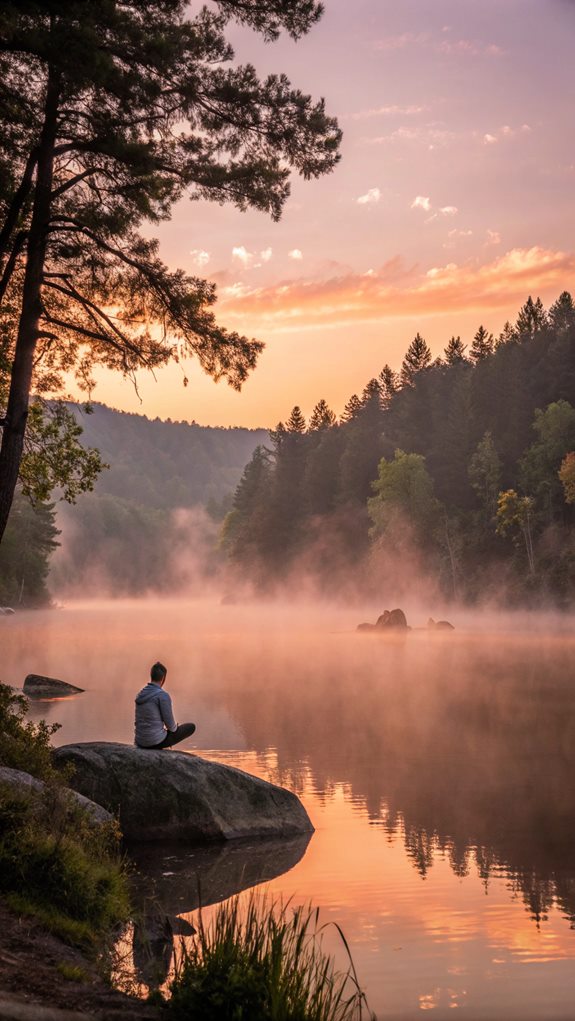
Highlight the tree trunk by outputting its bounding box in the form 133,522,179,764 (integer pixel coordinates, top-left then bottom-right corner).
0,67,60,544
0,147,37,276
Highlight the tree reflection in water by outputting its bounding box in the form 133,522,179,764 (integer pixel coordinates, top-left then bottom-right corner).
207,631,575,930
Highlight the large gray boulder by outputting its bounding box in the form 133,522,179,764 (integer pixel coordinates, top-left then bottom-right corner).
0,766,113,826
53,742,313,844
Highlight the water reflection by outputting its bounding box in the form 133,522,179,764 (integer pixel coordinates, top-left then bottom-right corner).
4,602,575,1017
129,834,311,988
213,631,575,931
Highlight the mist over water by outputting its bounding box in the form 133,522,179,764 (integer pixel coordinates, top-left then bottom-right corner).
3,598,575,1019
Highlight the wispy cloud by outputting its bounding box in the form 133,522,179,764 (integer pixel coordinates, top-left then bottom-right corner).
357,188,381,205
483,124,532,145
219,248,574,330
232,245,275,268
412,196,432,212
232,245,254,267
412,197,458,220
288,249,303,260
439,39,504,57
374,32,427,51
350,104,427,120
190,249,210,268
374,32,505,58
363,125,457,150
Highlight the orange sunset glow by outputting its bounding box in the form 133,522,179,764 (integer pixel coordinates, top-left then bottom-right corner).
76,0,575,427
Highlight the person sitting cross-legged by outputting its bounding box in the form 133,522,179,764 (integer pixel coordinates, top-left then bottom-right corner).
134,662,196,749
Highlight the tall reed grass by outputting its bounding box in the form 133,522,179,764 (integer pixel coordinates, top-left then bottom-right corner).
168,894,375,1021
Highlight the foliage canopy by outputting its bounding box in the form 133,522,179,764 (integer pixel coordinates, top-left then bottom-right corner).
0,0,341,540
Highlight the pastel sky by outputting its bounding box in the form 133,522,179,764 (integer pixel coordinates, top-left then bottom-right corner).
90,0,575,427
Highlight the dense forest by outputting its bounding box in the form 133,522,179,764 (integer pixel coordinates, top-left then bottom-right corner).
0,405,266,604
222,292,575,605
4,292,575,608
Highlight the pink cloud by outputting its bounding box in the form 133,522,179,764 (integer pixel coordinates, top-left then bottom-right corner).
218,248,575,330
350,104,427,120
374,32,505,58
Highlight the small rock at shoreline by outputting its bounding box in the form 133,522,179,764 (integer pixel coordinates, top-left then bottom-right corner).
23,674,84,698
0,766,112,827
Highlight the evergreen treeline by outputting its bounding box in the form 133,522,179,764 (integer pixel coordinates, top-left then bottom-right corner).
0,493,59,606
222,292,575,604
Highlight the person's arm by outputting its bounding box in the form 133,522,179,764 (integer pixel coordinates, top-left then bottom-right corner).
158,691,177,732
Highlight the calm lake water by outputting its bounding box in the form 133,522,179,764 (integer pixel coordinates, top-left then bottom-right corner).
3,600,575,1019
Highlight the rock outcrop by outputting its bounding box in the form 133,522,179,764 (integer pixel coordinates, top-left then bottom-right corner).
53,742,314,844
427,618,455,631
357,608,410,632
0,766,112,826
23,674,84,698
358,609,455,632
376,608,408,629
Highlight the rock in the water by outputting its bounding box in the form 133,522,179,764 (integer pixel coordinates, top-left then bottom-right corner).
53,742,314,844
0,766,112,826
23,674,84,698
0,607,15,616
376,608,408,629
427,617,455,631
356,622,375,632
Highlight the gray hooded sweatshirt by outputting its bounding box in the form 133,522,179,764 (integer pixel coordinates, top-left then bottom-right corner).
134,681,177,748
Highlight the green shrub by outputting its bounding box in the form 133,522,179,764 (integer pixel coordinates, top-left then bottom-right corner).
0,681,62,781
0,785,130,947
167,895,374,1021
0,681,130,949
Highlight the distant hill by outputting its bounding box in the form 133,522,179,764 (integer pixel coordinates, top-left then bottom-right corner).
68,402,268,510
51,403,268,595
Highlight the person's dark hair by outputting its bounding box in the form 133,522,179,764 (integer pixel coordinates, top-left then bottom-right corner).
151,662,167,683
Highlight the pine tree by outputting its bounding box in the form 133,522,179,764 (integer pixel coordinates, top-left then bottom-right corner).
548,292,575,336
444,336,467,365
496,321,517,348
269,421,287,453
470,325,495,363
286,406,306,434
0,1,341,543
221,445,273,566
0,490,60,606
400,333,432,388
340,394,362,423
361,378,382,405
309,399,336,431
378,364,400,408
515,296,547,341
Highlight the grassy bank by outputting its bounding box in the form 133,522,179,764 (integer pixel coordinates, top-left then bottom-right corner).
0,682,130,949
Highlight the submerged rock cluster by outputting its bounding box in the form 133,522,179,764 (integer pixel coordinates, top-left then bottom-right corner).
357,608,454,632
